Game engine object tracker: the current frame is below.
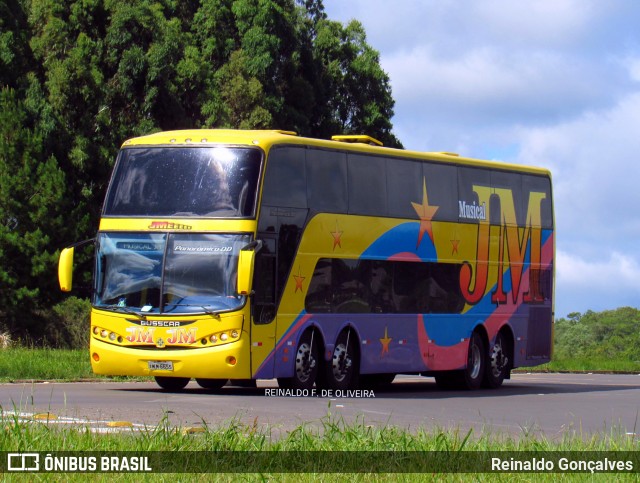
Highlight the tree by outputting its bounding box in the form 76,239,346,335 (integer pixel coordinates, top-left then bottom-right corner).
553,307,640,361
215,49,273,128
312,18,401,147
0,86,67,338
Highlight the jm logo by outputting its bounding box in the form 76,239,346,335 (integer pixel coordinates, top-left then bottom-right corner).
7,453,39,471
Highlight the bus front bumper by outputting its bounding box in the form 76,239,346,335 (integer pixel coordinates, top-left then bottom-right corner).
89,337,251,379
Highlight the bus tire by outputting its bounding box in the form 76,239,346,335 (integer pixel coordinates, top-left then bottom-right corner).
279,329,319,390
458,331,485,390
195,378,228,390
483,331,511,389
325,329,359,390
154,376,190,391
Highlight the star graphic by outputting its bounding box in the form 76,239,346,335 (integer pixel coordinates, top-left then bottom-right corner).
451,239,460,255
380,326,392,356
411,178,439,249
293,266,305,293
330,221,343,250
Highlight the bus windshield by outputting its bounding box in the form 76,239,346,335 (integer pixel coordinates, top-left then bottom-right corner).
103,147,262,217
94,233,252,314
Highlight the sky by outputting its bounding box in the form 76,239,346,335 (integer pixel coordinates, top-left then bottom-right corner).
323,0,640,318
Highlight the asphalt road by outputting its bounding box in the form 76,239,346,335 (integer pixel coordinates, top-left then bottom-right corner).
1,373,639,439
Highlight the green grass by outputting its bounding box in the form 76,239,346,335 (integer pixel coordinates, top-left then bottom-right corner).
533,357,640,373
0,347,94,381
0,347,145,382
0,412,639,480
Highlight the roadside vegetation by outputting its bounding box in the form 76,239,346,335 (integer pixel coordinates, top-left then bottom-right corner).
1,411,638,480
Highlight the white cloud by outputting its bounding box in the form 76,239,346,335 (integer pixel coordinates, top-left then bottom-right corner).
470,0,596,48
558,250,639,287
556,249,640,316
383,46,623,128
514,92,640,246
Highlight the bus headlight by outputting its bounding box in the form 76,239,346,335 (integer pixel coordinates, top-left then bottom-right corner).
231,330,239,339
220,333,228,342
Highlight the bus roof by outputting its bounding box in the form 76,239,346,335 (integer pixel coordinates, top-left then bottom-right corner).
122,129,551,177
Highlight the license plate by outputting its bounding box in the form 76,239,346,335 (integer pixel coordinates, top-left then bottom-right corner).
148,361,173,371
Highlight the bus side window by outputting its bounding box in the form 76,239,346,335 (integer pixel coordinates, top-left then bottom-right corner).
253,237,276,324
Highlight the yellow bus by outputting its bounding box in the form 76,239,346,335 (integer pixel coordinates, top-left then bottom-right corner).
59,129,554,391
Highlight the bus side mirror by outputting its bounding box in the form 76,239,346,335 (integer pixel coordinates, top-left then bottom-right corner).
58,247,75,292
237,240,262,296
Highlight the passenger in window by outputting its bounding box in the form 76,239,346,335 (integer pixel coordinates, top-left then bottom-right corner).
368,261,395,313
332,259,370,313
192,159,235,215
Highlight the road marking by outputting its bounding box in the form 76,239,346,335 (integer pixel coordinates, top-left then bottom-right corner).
1,410,152,433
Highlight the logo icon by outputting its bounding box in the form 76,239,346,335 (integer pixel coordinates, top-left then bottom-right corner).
7,453,39,471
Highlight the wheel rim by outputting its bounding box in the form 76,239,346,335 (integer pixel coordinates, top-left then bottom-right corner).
490,336,507,378
468,338,482,380
295,342,315,383
332,343,352,382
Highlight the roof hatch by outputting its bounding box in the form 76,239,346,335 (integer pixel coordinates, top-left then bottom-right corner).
331,135,383,146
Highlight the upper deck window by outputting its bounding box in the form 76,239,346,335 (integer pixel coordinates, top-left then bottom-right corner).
103,147,262,218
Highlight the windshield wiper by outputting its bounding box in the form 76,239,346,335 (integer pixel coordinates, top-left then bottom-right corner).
162,304,224,319
100,304,147,319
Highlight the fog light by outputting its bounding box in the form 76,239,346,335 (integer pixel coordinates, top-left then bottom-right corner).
231,330,239,338
92,353,100,362
220,333,228,342
227,356,237,366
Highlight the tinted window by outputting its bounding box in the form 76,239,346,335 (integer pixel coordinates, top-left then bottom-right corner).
491,171,524,226
522,175,553,229
457,167,491,224
348,154,387,215
387,158,422,218
262,147,307,208
305,258,464,314
423,162,458,222
306,149,347,213
104,147,262,217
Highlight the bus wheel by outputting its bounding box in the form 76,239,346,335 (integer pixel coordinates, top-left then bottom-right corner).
483,332,511,389
459,331,485,390
325,329,359,390
279,330,319,390
154,376,190,391
195,378,228,390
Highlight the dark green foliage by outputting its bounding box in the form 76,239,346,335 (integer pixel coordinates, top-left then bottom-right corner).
45,296,91,349
553,307,640,362
0,0,400,345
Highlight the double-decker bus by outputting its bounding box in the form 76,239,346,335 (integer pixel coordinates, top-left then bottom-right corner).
58,129,554,391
